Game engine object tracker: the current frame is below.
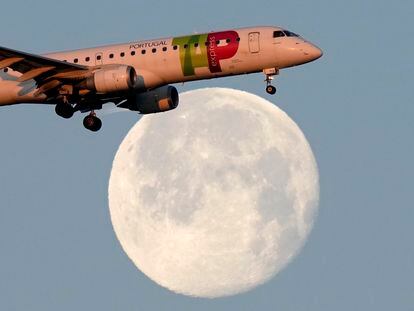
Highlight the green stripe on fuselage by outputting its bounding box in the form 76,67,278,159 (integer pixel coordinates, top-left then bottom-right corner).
172,34,208,76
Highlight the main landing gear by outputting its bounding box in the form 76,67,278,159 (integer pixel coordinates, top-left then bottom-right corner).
55,102,75,119
263,68,279,95
83,112,102,132
55,99,103,132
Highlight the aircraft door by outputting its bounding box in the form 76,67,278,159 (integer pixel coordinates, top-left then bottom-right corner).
248,32,260,53
95,52,103,65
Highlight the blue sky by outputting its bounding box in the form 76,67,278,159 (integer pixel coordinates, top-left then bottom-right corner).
0,0,413,310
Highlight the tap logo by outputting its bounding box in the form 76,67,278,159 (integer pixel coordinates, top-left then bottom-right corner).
172,31,240,76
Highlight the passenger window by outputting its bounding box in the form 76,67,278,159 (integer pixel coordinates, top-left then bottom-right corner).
152,48,157,53
85,57,90,62
226,38,231,43
120,52,125,57
141,50,146,54
74,58,78,63
173,45,178,50
96,55,102,60
194,43,199,47
183,44,188,49
236,37,240,42
131,51,136,56
205,41,210,46
162,47,167,52
273,31,285,38
109,53,114,59
4,68,8,73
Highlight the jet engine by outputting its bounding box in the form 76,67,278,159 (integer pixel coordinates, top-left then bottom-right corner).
86,65,138,93
120,85,179,114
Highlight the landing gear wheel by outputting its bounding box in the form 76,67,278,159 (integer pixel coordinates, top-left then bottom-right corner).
266,85,277,95
55,103,74,119
263,68,279,95
83,114,102,132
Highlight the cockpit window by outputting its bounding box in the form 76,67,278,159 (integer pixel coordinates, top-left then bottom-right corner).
284,30,299,37
273,31,285,38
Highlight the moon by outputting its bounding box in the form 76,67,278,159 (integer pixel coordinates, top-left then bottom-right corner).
108,88,319,298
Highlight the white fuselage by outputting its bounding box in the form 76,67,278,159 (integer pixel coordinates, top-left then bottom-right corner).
0,26,322,106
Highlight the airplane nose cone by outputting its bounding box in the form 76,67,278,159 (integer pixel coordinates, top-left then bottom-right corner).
305,44,323,61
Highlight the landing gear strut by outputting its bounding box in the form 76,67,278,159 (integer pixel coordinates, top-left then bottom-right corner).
83,111,102,132
263,68,279,95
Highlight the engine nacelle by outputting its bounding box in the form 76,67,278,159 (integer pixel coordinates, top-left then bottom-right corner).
86,65,138,93
120,85,179,114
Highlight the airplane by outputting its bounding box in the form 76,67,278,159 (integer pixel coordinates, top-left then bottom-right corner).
0,26,322,132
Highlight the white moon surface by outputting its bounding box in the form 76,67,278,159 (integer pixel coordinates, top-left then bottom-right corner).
108,88,319,298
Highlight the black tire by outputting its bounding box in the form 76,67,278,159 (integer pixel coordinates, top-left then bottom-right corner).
83,115,102,132
55,103,74,119
266,85,277,95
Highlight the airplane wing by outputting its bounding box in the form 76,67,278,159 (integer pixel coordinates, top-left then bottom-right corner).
0,46,93,96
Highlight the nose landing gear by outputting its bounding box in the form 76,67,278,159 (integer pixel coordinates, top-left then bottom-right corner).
263,68,279,95
83,111,102,132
